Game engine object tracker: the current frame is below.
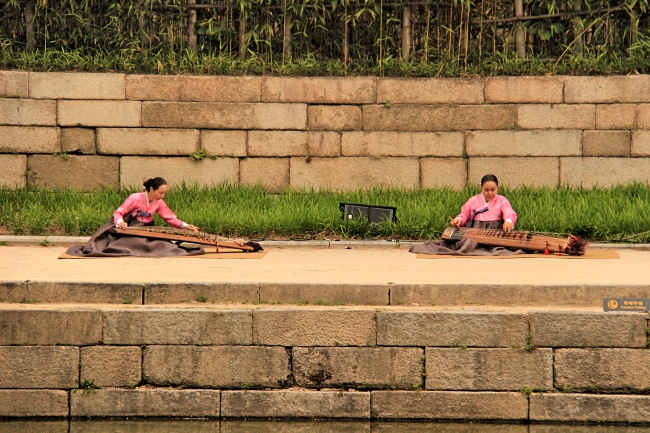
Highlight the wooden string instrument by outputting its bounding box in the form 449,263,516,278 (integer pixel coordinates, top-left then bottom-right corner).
441,227,590,256
109,226,263,252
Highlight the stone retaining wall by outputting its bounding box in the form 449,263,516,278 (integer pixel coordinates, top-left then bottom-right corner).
1,306,649,421
2,71,650,191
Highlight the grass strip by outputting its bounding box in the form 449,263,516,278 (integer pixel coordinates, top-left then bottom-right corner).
1,184,649,242
2,48,649,77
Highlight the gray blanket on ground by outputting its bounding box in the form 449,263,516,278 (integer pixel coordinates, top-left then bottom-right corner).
409,220,527,256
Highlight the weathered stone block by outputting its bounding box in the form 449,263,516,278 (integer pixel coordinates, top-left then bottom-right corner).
97,128,199,155
564,76,650,103
290,157,420,190
371,391,528,420
0,310,102,345
58,100,141,127
638,104,650,129
595,104,637,129
309,131,341,157
0,346,79,389
27,155,119,191
222,391,370,418
342,132,463,157
61,128,96,154
426,348,553,391
263,77,376,104
248,131,308,156
0,154,26,188
293,347,424,389
309,105,362,130
70,420,220,433
143,346,290,389
583,130,630,156
0,126,60,153
0,71,28,98
530,393,650,423
80,346,141,387
126,75,261,102
120,156,239,188
0,99,57,126
378,78,484,104
632,130,650,156
258,283,389,306
142,102,307,130
560,157,650,187
201,130,247,157
144,282,258,304
30,72,125,100
373,423,526,433
363,105,515,131
9,281,143,304
70,389,220,417
516,104,595,129
377,312,528,348
220,419,369,433
253,309,376,346
530,312,647,348
103,309,252,345
555,348,650,391
468,157,559,187
421,158,467,189
0,390,69,417
466,130,582,156
484,77,563,103
240,157,289,193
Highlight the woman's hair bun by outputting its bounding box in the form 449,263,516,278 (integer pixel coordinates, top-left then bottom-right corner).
143,177,167,192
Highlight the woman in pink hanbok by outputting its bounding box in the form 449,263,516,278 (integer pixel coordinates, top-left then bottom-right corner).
66,177,205,257
410,174,526,256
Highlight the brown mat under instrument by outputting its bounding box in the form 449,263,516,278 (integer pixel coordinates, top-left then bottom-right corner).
109,226,263,252
442,227,590,256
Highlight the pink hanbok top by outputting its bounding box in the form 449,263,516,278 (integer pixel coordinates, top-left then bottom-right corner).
455,194,517,227
113,192,187,229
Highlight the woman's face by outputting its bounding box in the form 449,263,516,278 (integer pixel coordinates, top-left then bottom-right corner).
481,181,498,203
149,184,168,200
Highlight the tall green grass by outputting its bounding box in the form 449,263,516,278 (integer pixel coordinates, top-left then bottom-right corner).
1,184,649,242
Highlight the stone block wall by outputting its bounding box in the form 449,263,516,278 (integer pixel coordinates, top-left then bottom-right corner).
2,71,650,191
1,306,649,421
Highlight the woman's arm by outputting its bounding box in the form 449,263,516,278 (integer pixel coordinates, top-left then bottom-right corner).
156,200,189,230
113,194,139,228
453,196,476,226
500,197,518,230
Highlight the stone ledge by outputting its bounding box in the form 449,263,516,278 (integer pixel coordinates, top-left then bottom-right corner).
370,391,528,420
0,390,69,417
221,390,370,418
259,283,389,305
530,311,648,347
70,389,220,417
144,282,259,304
103,309,253,345
377,311,528,348
0,281,143,304
530,393,650,422
0,310,102,345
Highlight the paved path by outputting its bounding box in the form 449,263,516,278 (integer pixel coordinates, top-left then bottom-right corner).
2,244,649,286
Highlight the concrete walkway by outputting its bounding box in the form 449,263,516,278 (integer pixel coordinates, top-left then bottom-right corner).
1,243,649,286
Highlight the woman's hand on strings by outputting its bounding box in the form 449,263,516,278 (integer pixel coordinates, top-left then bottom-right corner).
233,238,246,246
117,221,128,229
450,217,462,228
503,221,514,233
185,224,200,234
